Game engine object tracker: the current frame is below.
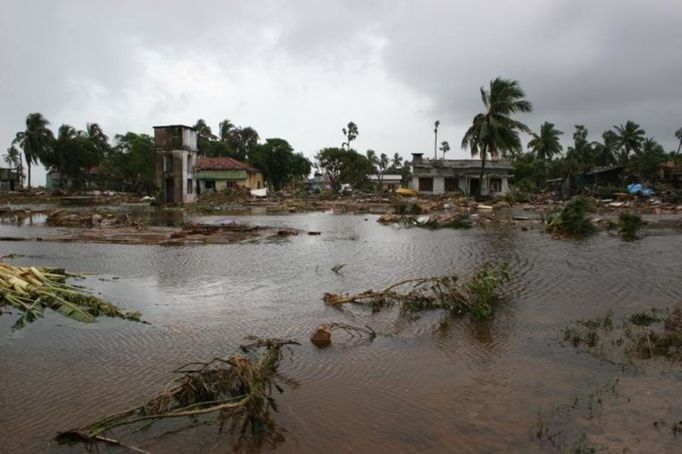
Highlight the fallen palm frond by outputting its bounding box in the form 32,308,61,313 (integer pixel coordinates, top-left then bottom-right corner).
323,263,510,321
57,337,299,450
0,261,142,330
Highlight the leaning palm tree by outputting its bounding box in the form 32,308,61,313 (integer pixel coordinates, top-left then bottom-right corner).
461,78,532,198
613,120,645,163
675,127,682,154
12,113,54,189
527,121,563,161
83,123,109,152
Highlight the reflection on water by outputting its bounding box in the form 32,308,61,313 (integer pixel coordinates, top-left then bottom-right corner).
1,213,682,453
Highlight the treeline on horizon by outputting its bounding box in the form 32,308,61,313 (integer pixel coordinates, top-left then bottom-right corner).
4,76,682,196
3,116,317,192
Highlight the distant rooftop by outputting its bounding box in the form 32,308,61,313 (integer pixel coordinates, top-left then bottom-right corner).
413,158,513,170
153,125,195,130
196,157,258,172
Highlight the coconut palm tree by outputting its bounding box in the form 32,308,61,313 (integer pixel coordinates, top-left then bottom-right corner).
439,141,450,159
219,119,235,141
593,130,619,167
342,122,358,150
613,120,645,163
193,119,217,141
12,113,54,188
675,127,682,154
391,153,403,169
461,77,532,198
83,123,109,152
527,122,563,161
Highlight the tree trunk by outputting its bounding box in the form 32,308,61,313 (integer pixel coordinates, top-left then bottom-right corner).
477,149,486,200
434,131,438,160
27,163,31,189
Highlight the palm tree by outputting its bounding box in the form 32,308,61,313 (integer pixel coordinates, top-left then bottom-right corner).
391,153,403,169
439,141,450,159
193,119,217,141
675,127,682,154
461,77,532,198
433,120,440,159
342,122,358,150
219,119,235,141
566,125,596,171
12,113,54,189
593,130,619,167
83,123,109,152
613,120,645,163
527,121,563,161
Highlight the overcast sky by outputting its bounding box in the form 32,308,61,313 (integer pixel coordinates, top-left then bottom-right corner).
2,0,681,185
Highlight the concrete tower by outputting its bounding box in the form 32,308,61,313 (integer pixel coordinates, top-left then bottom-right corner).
153,125,198,204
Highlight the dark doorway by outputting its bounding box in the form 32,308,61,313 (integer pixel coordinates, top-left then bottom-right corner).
469,178,480,196
165,178,175,203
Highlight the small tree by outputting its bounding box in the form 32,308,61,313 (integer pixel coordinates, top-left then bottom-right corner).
439,141,450,159
316,147,373,192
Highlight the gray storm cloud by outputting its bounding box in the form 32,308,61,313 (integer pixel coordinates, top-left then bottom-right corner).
1,0,681,184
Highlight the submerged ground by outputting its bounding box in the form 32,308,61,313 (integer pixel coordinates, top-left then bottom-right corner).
1,212,681,452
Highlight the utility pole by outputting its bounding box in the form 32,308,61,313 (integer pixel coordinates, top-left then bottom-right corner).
433,120,440,159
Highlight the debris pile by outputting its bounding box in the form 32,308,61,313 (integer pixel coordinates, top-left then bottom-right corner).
0,262,142,330
377,213,472,229
57,337,299,450
323,263,510,321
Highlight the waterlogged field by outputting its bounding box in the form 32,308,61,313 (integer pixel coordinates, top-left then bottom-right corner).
1,213,682,453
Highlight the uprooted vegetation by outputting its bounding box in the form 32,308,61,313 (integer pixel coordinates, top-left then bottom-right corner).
544,195,596,238
377,212,472,229
562,303,682,363
323,263,510,321
0,261,142,330
57,337,300,451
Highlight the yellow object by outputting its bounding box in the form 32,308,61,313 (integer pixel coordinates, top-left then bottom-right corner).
396,187,418,197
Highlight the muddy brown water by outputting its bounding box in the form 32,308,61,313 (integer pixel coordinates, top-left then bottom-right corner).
1,213,682,453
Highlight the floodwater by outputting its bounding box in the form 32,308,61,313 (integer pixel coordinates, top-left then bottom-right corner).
1,213,682,453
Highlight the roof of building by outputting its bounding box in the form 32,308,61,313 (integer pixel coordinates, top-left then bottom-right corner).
413,158,513,170
368,174,403,181
196,157,259,172
153,125,195,130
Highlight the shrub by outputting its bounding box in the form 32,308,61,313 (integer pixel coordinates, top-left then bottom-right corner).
545,195,596,238
617,212,645,241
